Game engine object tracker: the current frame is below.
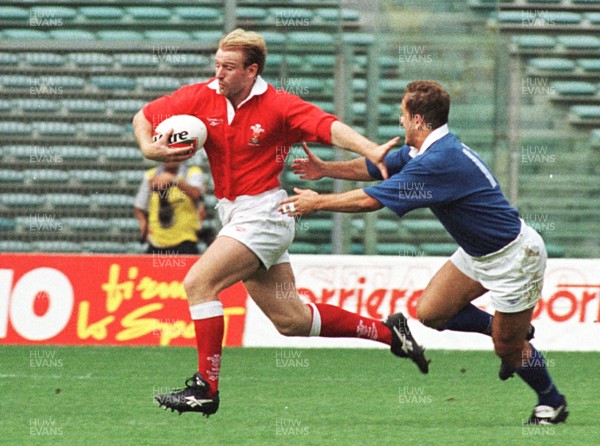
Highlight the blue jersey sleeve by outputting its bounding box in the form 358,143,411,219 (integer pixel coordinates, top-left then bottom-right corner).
363,161,460,217
365,145,413,180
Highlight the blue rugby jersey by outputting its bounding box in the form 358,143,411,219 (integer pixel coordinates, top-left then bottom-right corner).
364,132,521,256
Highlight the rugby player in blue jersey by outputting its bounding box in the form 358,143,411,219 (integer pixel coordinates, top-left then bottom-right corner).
279,80,568,425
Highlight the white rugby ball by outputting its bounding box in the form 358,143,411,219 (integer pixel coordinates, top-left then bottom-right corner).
153,115,207,150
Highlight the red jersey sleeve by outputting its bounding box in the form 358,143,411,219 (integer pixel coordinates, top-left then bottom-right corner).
142,83,203,128
283,94,339,145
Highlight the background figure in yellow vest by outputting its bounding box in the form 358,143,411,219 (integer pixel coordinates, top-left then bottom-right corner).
134,162,205,254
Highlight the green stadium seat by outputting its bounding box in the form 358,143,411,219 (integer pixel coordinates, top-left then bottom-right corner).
16,99,61,113
0,170,25,183
270,7,313,21
92,194,134,209
81,123,124,137
342,33,374,46
557,35,600,50
114,53,159,67
378,125,403,139
24,169,70,184
64,217,109,232
288,32,334,46
174,7,221,21
96,30,144,41
33,241,82,253
30,6,77,21
0,53,19,65
551,81,597,95
126,6,171,21
305,54,336,68
33,122,76,136
0,217,16,231
352,219,398,234
419,243,458,256
90,76,137,90
46,193,89,209
578,58,600,72
23,53,66,67
570,105,600,119
138,76,181,91
402,219,446,234
378,55,398,69
111,218,140,233
0,6,28,20
316,8,360,22
260,31,287,46
0,193,45,208
78,6,124,20
191,31,223,45
513,35,556,49
351,243,365,254
352,78,367,92
528,58,576,72
500,11,581,24
118,170,145,184
352,102,366,116
107,99,146,114
235,7,268,21
126,242,147,254
62,100,106,114
2,29,47,40
49,30,95,40
42,76,86,90
1,75,34,89
81,241,130,254
100,146,142,162
163,54,210,68
586,13,600,25
69,52,113,67
0,122,32,135
380,79,410,93
376,243,420,256
55,146,97,162
288,242,320,254
590,128,600,147
71,170,115,184
0,241,32,252
144,31,192,41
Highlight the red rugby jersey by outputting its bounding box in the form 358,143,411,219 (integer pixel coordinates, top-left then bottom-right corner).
143,77,338,200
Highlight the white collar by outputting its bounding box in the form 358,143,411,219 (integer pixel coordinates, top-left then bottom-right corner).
409,124,449,158
208,76,267,124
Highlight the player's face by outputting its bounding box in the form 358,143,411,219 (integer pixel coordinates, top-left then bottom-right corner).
400,98,426,147
214,49,257,103
400,99,416,146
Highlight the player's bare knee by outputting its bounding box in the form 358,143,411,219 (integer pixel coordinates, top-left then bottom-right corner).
183,270,217,302
416,303,446,331
272,314,309,337
493,338,521,363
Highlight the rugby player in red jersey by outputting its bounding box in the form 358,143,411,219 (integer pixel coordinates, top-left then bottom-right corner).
133,29,429,416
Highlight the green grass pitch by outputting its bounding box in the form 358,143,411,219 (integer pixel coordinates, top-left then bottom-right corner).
1,346,598,445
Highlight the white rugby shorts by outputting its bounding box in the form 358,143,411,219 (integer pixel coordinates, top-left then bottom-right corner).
450,220,547,313
216,188,294,270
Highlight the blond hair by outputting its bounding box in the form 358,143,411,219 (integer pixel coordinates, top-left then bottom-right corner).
218,28,267,75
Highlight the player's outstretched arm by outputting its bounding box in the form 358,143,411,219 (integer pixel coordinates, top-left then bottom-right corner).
132,110,196,162
279,187,382,216
292,143,375,181
330,121,400,179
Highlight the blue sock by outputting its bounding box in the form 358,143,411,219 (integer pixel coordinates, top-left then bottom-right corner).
516,345,563,407
442,304,493,335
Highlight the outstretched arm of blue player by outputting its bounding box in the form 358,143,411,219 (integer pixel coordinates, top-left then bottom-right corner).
279,187,382,216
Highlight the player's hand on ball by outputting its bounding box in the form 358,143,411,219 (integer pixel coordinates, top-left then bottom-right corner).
368,136,401,180
143,128,196,162
279,187,319,216
291,143,325,180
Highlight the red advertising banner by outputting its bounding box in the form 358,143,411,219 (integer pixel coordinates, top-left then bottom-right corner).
0,254,248,346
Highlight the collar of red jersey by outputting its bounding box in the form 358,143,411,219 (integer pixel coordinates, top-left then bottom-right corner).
208,76,268,105
409,124,449,158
